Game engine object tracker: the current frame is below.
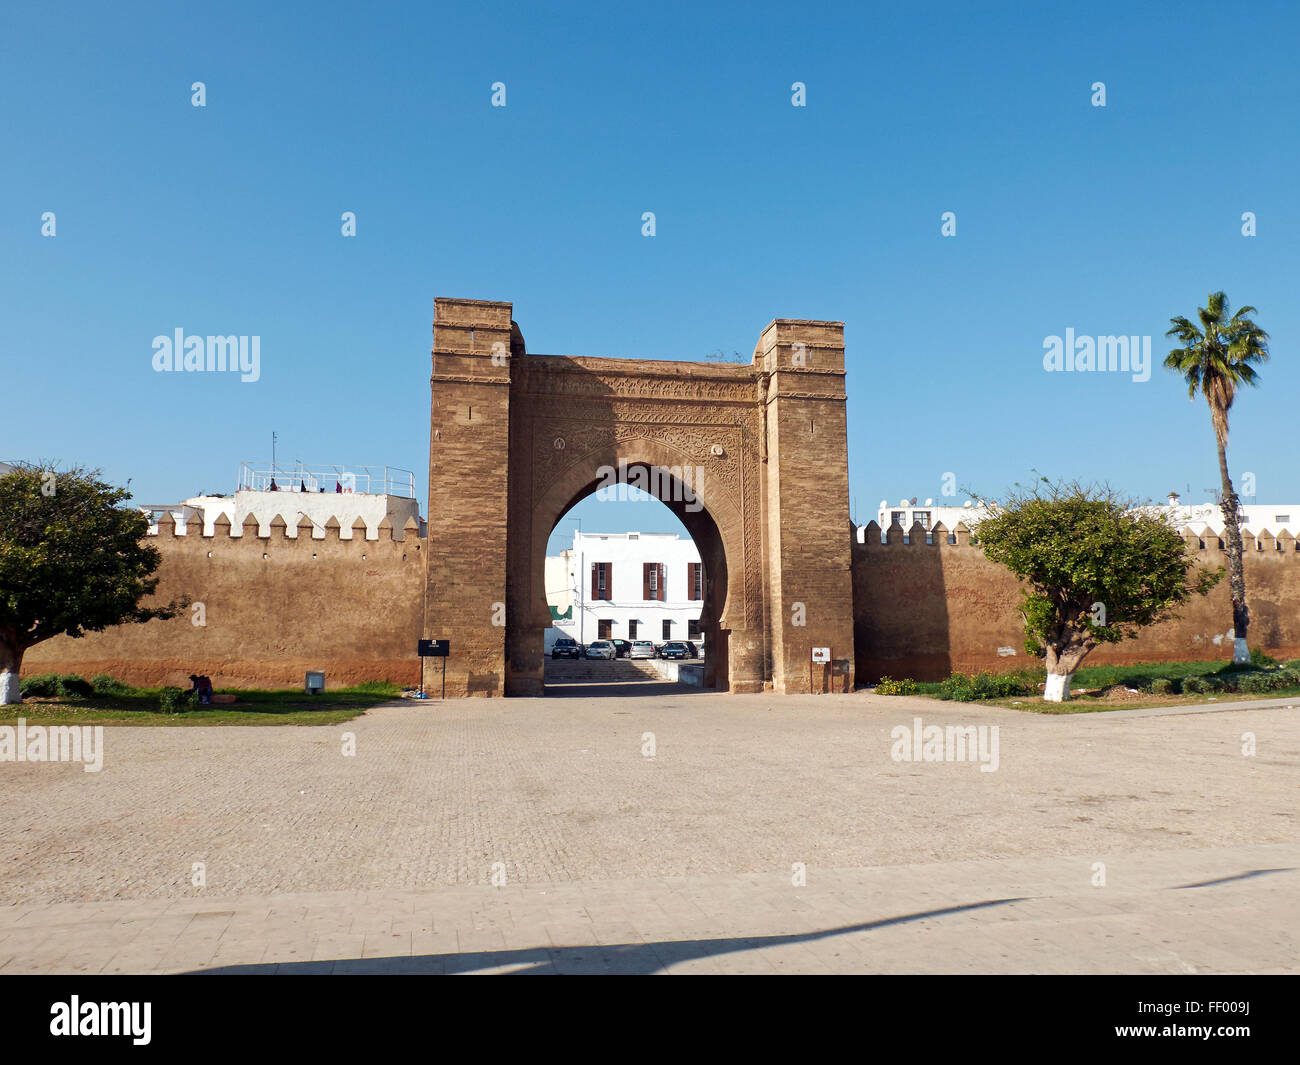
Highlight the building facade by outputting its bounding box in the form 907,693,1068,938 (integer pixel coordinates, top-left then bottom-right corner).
869,493,1297,543
546,531,705,649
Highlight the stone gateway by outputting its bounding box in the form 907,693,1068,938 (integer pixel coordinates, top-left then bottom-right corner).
424,298,857,696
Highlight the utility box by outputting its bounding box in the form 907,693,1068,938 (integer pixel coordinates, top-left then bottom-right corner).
305,671,325,694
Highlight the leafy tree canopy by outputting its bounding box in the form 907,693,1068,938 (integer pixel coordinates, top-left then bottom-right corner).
0,464,183,654
975,479,1221,668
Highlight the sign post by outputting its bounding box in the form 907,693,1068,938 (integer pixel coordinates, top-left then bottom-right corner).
418,639,450,700
811,647,831,695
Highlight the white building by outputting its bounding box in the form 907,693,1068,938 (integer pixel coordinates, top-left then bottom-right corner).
142,462,424,538
866,492,1297,543
1150,493,1298,538
546,530,705,649
872,498,990,539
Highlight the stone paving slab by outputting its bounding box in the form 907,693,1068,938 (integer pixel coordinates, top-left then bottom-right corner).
2,690,1296,973
0,843,1295,974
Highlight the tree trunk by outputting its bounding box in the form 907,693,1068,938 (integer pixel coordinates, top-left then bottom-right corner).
1043,634,1093,702
1215,433,1251,664
0,638,22,705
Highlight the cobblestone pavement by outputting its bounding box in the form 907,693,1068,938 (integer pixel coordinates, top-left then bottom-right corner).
2,686,1297,973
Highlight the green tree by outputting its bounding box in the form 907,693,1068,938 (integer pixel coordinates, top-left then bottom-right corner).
1164,291,1269,663
976,481,1221,701
0,465,184,704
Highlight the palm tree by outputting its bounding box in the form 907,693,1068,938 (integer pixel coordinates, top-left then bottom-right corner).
1164,291,1269,664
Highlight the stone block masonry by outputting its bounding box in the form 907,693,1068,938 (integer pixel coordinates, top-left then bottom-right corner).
26,512,424,689
852,521,1300,682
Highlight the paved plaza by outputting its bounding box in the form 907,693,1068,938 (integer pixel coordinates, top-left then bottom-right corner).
2,680,1297,973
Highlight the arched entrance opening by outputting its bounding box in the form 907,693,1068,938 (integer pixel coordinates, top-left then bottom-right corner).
522,459,733,695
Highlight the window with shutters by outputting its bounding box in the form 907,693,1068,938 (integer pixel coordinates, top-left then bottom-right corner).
591,562,612,601
628,619,638,639
642,562,665,602
662,619,672,640
598,619,612,639
688,619,701,638
688,562,703,601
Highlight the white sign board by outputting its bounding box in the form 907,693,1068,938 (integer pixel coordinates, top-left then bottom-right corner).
811,647,831,664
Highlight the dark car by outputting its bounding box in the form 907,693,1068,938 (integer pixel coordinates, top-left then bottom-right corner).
551,637,581,660
609,639,632,658
658,641,693,660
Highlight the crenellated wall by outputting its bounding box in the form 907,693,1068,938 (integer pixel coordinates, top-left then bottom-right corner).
25,503,1300,693
25,511,425,690
852,519,1300,682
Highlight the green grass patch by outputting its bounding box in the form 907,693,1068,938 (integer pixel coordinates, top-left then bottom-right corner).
1,681,404,726
877,657,1300,713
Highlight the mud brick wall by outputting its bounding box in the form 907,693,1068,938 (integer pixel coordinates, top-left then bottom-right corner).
25,513,424,690
853,521,1300,682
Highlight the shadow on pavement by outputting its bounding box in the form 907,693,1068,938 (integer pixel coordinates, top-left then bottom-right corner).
1172,867,1295,890
191,896,1028,975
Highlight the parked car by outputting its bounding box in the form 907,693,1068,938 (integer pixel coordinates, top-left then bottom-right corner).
657,641,694,660
629,640,657,659
551,637,581,660
681,640,700,659
609,639,632,658
584,640,615,660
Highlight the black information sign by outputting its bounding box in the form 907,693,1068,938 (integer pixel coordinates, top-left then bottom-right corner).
418,639,449,658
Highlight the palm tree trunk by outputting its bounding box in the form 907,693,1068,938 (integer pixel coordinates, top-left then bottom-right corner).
1215,435,1251,663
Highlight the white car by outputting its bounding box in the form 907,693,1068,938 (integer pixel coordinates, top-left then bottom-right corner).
584,640,615,660
629,640,656,659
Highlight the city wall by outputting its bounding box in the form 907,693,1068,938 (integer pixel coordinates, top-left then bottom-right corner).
853,520,1300,682
26,514,1300,692
25,513,425,689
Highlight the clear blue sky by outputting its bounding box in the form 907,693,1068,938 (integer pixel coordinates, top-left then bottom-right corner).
3,0,1296,556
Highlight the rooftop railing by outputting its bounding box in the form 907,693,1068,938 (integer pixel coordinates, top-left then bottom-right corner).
237,463,416,498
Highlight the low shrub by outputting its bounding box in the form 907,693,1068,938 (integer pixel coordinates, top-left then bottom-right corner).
19,673,61,698
875,676,917,696
1236,668,1300,694
1251,648,1279,668
158,687,198,714
90,673,133,697
19,673,92,698
936,674,974,701
934,671,1037,702
970,671,1035,699
1148,678,1177,695
56,674,93,698
1182,676,1208,694
1237,671,1277,694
